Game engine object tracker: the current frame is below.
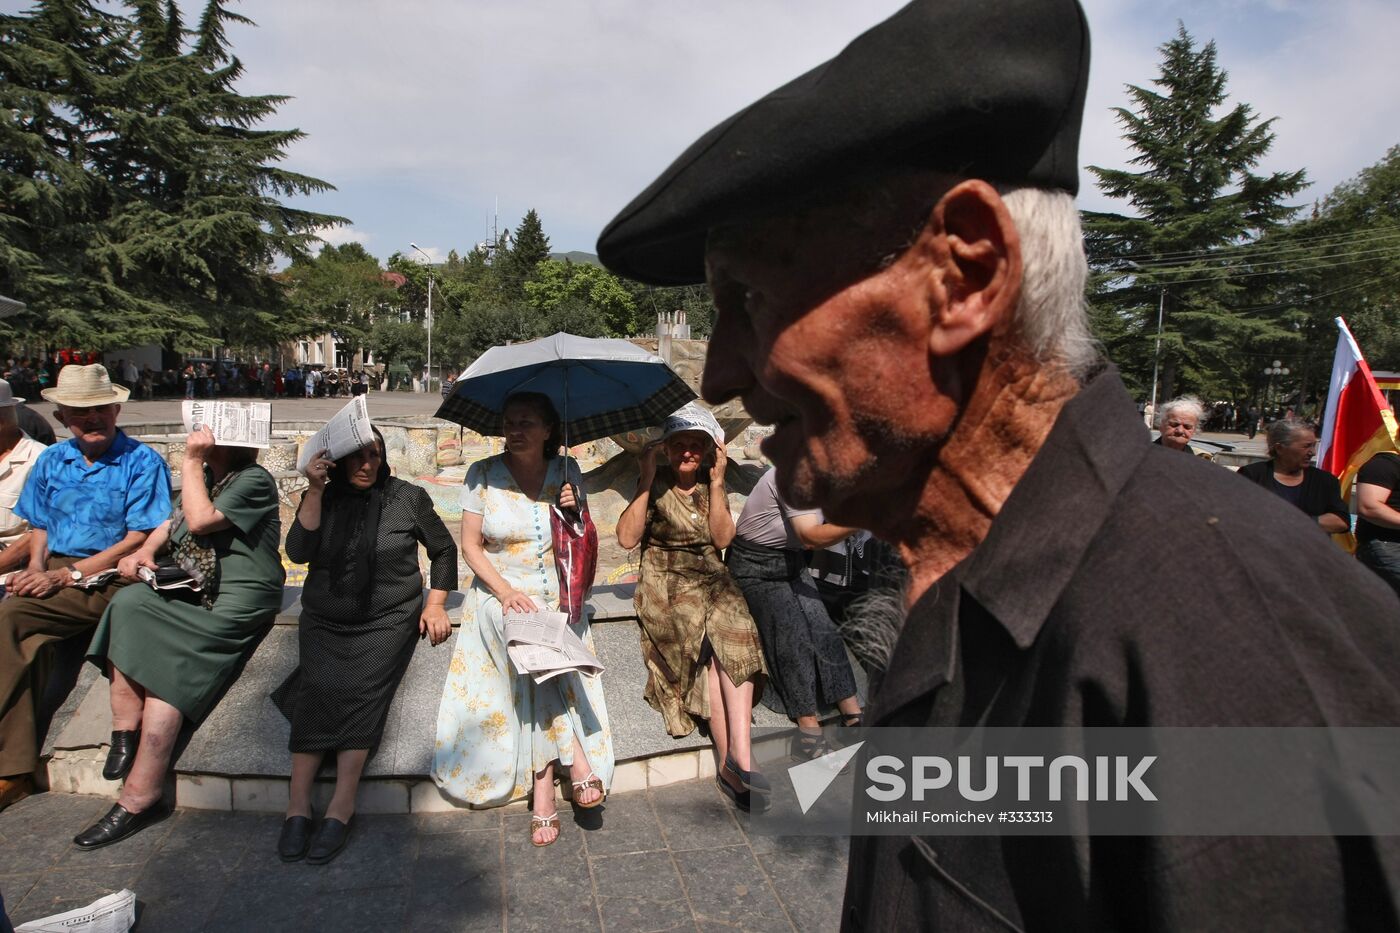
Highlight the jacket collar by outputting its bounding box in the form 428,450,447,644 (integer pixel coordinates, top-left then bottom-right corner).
870,366,1150,722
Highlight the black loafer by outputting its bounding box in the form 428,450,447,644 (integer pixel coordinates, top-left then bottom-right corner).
724,755,772,795
102,730,140,781
306,817,350,864
716,776,751,813
73,800,171,850
278,815,315,862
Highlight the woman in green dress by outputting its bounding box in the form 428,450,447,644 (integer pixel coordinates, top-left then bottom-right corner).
73,426,285,849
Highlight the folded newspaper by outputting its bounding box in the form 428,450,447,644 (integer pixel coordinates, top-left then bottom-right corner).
137,563,199,591
182,400,271,448
504,609,603,683
16,888,136,932
295,395,373,472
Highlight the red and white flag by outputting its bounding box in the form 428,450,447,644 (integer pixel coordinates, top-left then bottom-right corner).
1317,317,1399,501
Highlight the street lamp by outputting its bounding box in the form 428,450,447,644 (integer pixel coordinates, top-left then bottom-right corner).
410,243,433,393
1263,359,1290,415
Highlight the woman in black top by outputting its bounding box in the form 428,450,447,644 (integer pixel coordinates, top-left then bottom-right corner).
1236,419,1349,534
1356,451,1400,596
273,427,458,864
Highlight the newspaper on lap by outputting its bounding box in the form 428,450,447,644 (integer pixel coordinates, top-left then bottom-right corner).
503,607,603,684
182,400,271,448
295,396,373,472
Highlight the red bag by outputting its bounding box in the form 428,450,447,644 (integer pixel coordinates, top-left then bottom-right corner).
550,493,599,624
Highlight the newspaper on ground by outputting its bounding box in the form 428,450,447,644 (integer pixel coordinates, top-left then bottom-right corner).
182,400,271,448
15,888,136,932
295,395,372,472
504,608,603,683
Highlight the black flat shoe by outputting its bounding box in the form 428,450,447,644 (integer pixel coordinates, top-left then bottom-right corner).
716,775,751,812
278,815,315,862
73,800,170,850
724,755,772,795
306,817,350,864
102,730,140,781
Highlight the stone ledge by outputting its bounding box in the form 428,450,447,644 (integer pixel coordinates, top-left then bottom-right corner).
46,747,724,814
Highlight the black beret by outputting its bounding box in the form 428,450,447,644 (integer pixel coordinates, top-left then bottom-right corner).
597,0,1091,285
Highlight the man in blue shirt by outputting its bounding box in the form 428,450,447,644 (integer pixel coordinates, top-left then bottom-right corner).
0,365,170,809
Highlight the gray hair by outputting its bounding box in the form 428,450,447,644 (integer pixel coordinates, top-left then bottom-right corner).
1266,417,1315,454
997,186,1098,379
1157,395,1205,430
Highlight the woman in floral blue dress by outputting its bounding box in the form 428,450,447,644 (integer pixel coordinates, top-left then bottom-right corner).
433,392,613,846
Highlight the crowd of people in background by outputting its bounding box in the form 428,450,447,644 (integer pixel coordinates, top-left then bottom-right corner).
0,352,387,406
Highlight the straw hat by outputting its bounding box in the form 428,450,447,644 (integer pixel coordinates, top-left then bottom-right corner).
40,364,129,406
0,379,23,408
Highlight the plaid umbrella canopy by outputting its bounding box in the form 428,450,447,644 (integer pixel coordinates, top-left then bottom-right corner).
434,332,696,445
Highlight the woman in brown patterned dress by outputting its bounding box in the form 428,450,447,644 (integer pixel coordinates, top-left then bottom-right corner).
616,405,768,810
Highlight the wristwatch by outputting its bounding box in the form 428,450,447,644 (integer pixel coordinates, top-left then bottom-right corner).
67,567,83,584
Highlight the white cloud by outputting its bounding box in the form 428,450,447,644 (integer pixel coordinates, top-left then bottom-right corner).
406,245,447,264
312,224,372,249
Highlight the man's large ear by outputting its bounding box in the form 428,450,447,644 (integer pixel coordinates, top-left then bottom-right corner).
924,180,1022,357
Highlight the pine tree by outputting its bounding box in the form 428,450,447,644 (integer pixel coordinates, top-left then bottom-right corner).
496,208,551,301
0,0,344,351
1084,25,1307,404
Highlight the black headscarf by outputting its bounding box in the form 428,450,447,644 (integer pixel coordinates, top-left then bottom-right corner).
319,427,391,602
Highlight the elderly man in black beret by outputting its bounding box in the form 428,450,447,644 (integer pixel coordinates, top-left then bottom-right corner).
598,0,1400,929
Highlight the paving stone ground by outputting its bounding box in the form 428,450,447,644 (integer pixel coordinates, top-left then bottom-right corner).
0,780,848,932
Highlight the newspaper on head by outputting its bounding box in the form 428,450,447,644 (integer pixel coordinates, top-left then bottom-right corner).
295,395,373,472
503,607,603,684
182,400,271,448
16,888,136,933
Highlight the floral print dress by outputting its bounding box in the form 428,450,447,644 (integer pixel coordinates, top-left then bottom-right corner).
432,454,614,805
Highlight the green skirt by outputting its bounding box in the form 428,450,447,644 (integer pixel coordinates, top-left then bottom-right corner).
86,583,277,723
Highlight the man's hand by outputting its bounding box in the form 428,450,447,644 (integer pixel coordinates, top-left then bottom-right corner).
9,567,66,598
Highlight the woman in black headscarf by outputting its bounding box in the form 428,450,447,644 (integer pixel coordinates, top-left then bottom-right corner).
272,427,457,864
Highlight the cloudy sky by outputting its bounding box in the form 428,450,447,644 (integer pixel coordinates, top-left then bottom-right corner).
11,0,1399,264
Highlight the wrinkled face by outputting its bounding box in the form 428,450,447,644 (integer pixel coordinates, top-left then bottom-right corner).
665,431,712,476
700,178,964,516
1159,411,1198,451
58,403,119,450
1274,429,1317,471
502,402,551,458
345,439,383,490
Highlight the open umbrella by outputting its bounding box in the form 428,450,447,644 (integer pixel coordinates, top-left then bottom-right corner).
436,332,696,623
434,332,696,445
